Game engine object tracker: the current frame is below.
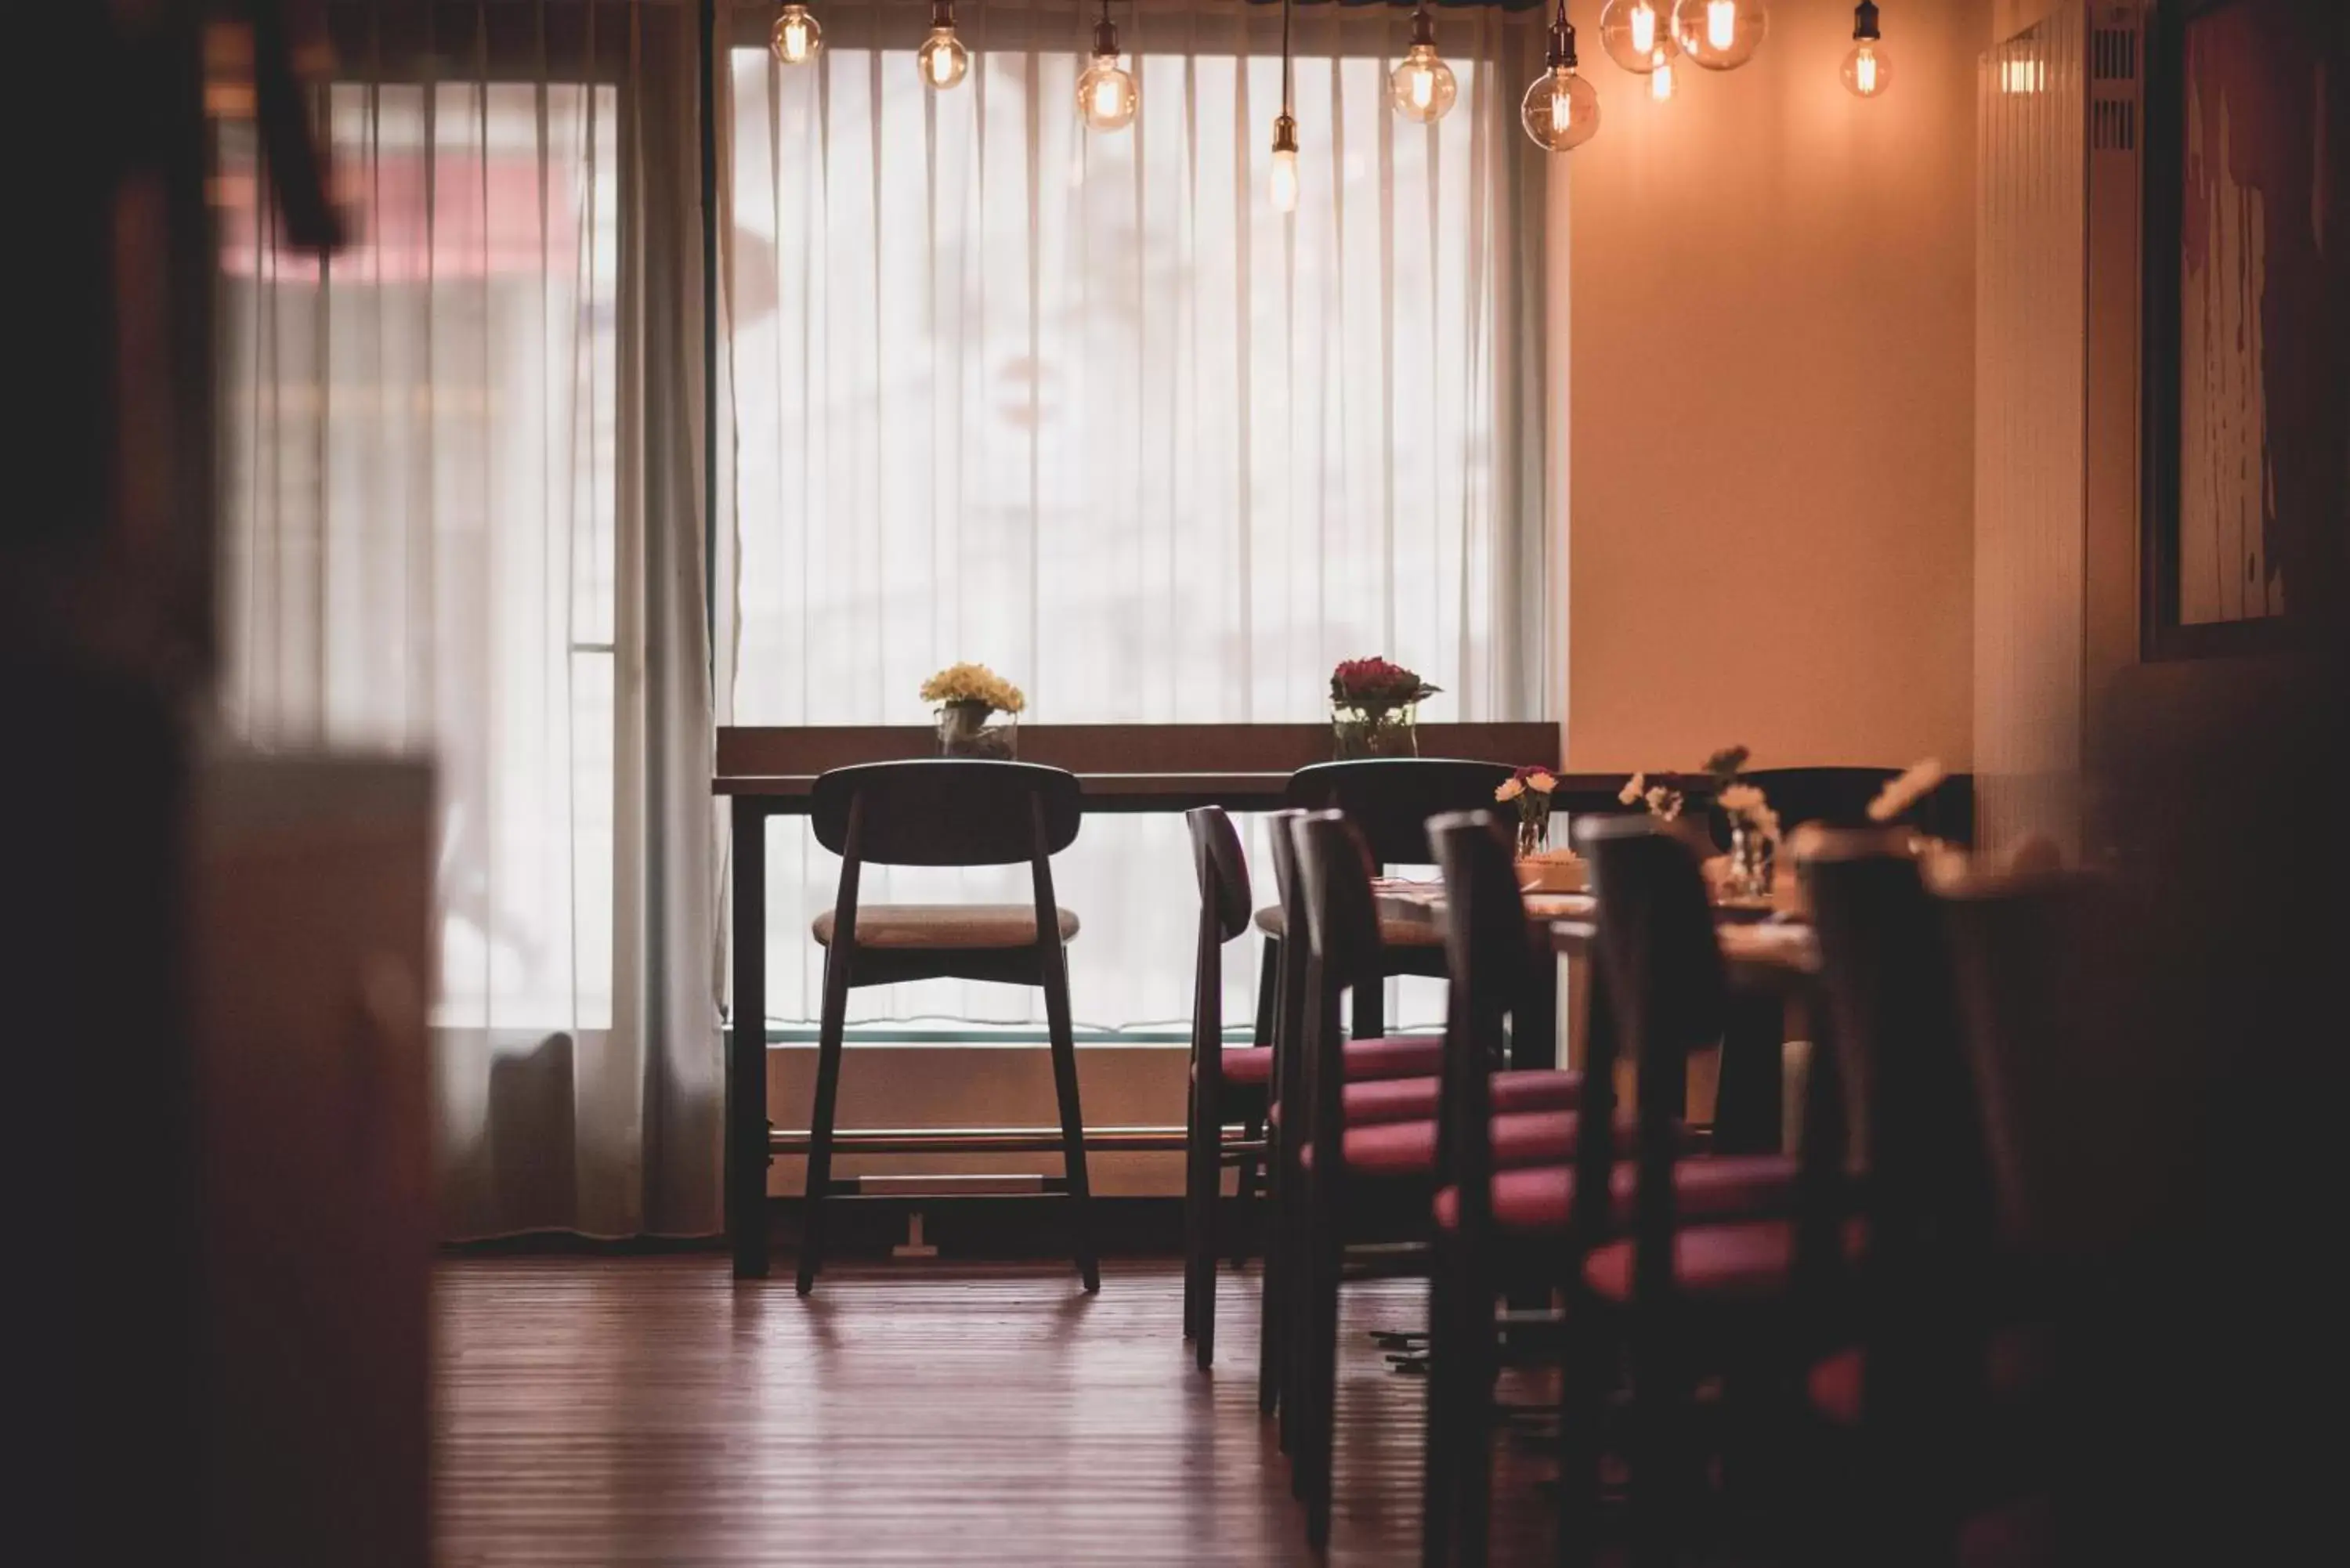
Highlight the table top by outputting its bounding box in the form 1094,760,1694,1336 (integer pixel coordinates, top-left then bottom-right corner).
1372,880,1820,985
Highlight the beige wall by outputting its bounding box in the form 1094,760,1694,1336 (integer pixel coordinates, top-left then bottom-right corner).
1562,0,1986,772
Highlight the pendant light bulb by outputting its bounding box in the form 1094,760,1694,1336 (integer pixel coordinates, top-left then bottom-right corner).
770,3,820,66
1671,0,1767,71
1076,1,1137,131
1841,2,1892,98
1522,8,1600,152
1388,5,1458,124
1650,49,1676,101
1600,0,1679,75
1270,116,1300,213
916,2,969,91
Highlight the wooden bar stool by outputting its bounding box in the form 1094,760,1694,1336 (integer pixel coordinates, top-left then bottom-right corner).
797,761,1095,1295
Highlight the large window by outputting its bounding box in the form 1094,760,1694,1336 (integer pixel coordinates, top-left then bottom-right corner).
220,77,622,1032
725,2,1553,1034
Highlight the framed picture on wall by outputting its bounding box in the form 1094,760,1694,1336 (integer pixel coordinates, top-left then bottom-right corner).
2142,0,2347,659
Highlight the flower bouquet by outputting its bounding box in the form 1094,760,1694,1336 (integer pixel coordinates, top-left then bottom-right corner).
920,662,1025,758
1705,745,1781,903
1329,656,1440,759
1499,765,1585,891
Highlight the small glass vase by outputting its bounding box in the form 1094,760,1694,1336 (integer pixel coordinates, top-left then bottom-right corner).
936,700,1016,759
1331,701,1419,760
1725,817,1774,901
1515,811,1550,861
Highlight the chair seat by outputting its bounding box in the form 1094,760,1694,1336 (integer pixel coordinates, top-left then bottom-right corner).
1252,902,1443,948
1433,1154,1798,1233
812,904,1079,949
1217,1034,1443,1087
1583,1217,1867,1306
1343,1068,1582,1125
1300,1109,1641,1178
1807,1324,2052,1428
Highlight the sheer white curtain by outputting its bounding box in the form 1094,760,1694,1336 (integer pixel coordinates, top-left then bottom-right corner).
722,0,1551,1036
220,0,721,1238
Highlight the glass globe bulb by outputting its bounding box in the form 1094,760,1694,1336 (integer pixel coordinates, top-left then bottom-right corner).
917,27,969,90
770,4,820,67
1672,0,1767,71
1841,39,1891,98
1600,0,1679,74
1521,65,1600,153
1388,43,1458,124
1076,52,1138,132
1269,146,1300,213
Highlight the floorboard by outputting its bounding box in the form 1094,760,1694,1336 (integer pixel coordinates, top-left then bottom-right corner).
435,1257,1560,1566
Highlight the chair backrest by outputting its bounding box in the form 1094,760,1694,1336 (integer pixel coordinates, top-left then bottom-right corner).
1577,814,1728,1273
1741,765,1976,847
1184,807,1254,945
1937,869,2124,1263
1285,758,1515,867
1287,810,1384,993
1428,811,1530,1229
809,760,1082,866
1799,832,1996,1289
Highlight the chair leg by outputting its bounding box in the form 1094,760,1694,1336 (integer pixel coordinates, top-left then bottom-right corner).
1229,1109,1264,1270
1423,1234,1494,1568
796,945,850,1296
1183,1066,1203,1342
1042,944,1099,1293
1300,1200,1343,1548
1257,1115,1286,1421
1553,1293,1610,1568
1190,1068,1221,1368
1626,1317,1694,1568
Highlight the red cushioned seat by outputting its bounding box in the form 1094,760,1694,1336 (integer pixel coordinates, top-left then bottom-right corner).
1583,1217,1866,1306
1432,1154,1798,1233
1300,1109,1642,1178
1214,1033,1444,1089
1808,1324,2052,1429
1343,1068,1582,1125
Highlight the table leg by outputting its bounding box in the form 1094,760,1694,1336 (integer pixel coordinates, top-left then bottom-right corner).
728,798,771,1277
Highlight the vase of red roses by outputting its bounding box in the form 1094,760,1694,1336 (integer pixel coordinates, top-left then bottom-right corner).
1329,656,1440,760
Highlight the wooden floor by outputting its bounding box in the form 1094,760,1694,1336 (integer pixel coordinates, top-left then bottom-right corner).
436,1257,1560,1566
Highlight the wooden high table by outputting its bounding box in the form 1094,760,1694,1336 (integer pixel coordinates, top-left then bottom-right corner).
714,721,1591,1278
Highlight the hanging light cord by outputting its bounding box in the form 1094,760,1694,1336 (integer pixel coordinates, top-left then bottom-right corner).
1281,0,1293,114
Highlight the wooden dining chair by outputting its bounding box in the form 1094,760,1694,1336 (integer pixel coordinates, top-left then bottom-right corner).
1284,810,1590,1548
1794,831,2012,1565
1280,758,1518,1042
798,760,1094,1296
1561,815,1846,1568
1419,812,1801,1568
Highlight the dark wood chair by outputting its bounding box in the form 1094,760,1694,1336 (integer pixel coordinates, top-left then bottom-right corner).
1280,758,1519,1043
1285,810,1589,1548
1736,766,1975,846
1793,831,2013,1565
1419,812,1800,1568
799,760,1095,1296
1561,815,1843,1568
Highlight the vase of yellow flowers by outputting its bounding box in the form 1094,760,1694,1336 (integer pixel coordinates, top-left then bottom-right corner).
1329,656,1440,760
920,662,1025,759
